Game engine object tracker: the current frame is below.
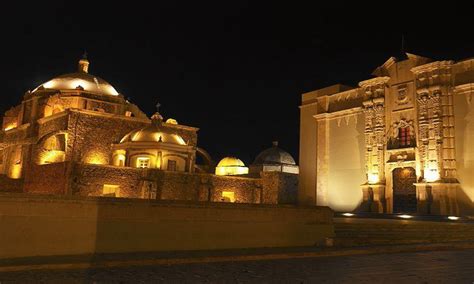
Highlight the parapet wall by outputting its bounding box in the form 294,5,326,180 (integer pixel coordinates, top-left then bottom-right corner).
0,194,333,259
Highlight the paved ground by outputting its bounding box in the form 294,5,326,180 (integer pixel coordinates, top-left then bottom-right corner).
1,249,473,283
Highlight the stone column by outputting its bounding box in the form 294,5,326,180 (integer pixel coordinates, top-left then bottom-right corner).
359,77,389,213
412,61,460,215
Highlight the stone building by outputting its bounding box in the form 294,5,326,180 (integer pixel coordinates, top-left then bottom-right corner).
0,56,299,205
299,53,474,215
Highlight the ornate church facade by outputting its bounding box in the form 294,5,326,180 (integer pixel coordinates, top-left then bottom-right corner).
300,53,474,215
0,56,299,204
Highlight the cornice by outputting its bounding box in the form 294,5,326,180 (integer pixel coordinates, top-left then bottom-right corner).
410,60,454,74
358,76,391,88
313,107,363,120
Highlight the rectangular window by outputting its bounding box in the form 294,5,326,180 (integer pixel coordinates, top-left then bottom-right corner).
137,157,150,168
167,160,177,171
103,184,119,197
399,127,411,147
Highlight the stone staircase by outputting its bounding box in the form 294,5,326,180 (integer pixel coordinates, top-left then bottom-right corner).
334,217,474,247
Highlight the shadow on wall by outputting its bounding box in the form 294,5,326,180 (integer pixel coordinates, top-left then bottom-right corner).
456,188,474,216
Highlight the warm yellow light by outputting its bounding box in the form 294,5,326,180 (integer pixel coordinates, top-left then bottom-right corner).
424,168,440,182
39,76,119,96
215,157,249,176
4,122,18,131
448,216,460,221
165,118,178,125
102,184,120,197
40,150,65,164
85,152,107,165
10,164,22,179
221,191,235,202
398,214,413,219
174,135,186,145
137,157,150,168
368,173,379,184
342,213,355,217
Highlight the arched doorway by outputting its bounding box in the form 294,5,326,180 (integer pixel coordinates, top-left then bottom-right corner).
392,167,417,213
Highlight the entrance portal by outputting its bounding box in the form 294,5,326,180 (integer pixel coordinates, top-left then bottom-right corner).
392,167,417,213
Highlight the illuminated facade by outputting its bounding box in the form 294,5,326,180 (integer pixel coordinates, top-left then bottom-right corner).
0,56,298,204
299,53,474,215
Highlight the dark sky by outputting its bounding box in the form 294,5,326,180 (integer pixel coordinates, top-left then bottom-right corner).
1,2,474,164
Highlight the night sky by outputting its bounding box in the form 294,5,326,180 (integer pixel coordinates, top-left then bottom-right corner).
1,2,474,164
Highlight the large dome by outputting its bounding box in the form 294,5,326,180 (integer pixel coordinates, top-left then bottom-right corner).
253,141,296,165
33,57,119,96
120,123,186,145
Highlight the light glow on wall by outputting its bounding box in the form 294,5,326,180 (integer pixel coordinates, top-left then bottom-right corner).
342,213,355,217
221,191,235,202
85,152,107,165
116,154,125,166
39,150,65,164
102,184,120,197
368,172,379,184
9,164,22,179
448,216,460,221
4,122,18,131
424,167,440,182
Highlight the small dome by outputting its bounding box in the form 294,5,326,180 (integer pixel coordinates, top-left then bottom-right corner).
32,58,119,96
253,141,296,165
120,123,186,145
217,157,246,167
215,157,249,176
166,118,178,124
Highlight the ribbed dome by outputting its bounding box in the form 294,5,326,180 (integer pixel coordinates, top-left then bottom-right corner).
253,142,296,165
217,157,246,167
120,123,186,145
32,58,119,96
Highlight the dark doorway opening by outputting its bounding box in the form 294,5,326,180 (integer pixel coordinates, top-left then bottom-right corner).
392,167,417,213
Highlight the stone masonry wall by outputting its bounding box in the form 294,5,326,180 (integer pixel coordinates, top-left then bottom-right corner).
210,175,262,203
71,165,266,204
261,171,298,204
72,164,144,198
24,162,70,194
0,175,23,192
67,110,148,164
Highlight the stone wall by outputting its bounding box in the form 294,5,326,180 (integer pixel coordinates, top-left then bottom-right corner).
0,175,23,192
210,175,261,203
72,164,144,198
146,170,203,201
261,171,298,204
68,164,277,205
66,110,149,164
0,194,334,259
24,162,70,194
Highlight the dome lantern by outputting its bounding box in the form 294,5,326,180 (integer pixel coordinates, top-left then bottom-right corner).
78,52,89,73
